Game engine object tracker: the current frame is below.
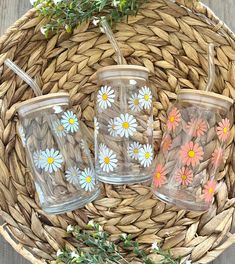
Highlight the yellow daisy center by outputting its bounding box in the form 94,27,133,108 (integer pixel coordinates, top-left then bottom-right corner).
102,93,108,101
156,172,161,179
86,176,91,183
134,99,139,105
133,148,139,154
209,187,213,194
104,157,110,164
170,116,175,123
47,157,54,164
57,125,64,131
181,175,187,181
112,124,115,130
145,152,150,159
188,150,195,158
69,118,75,125
122,122,129,129
144,94,149,101
223,127,228,134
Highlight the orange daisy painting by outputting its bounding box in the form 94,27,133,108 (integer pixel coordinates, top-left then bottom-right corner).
167,107,181,131
186,118,207,138
211,147,224,168
180,141,204,167
176,167,193,186
203,179,217,203
216,118,230,142
153,164,167,188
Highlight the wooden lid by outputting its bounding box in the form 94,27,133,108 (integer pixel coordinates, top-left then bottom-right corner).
178,89,234,110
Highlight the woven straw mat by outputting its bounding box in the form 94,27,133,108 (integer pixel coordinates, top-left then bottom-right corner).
0,0,235,263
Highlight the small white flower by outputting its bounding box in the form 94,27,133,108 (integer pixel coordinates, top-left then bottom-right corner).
128,142,142,160
67,225,74,232
186,261,191,264
129,79,137,85
30,0,37,5
65,166,80,185
115,113,138,138
128,93,141,112
53,0,63,4
88,220,95,227
99,143,108,153
112,0,120,7
41,149,63,173
70,251,79,259
139,144,153,167
53,105,63,113
33,151,44,169
56,249,63,257
18,126,26,146
99,147,118,173
80,168,95,192
40,27,47,36
61,111,79,133
93,17,100,26
121,233,127,239
108,118,117,137
138,86,152,110
97,85,115,109
151,242,159,250
53,120,67,138
94,117,99,137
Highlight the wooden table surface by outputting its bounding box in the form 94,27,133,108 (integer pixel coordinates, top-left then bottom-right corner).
0,0,235,263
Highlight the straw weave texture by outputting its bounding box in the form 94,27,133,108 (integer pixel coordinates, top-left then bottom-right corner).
0,0,235,263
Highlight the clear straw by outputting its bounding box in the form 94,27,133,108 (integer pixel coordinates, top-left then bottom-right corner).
100,18,125,65
4,59,42,96
205,43,215,92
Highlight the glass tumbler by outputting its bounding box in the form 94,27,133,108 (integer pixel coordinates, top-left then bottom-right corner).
95,65,154,184
16,93,100,214
152,89,234,211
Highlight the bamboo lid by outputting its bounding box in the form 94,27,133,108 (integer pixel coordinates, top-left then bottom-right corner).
96,65,150,81
16,93,70,116
178,89,234,110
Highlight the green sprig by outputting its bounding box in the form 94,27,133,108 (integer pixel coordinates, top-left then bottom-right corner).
33,0,147,35
56,222,182,264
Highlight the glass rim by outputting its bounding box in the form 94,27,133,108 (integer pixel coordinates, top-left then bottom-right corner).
177,89,234,110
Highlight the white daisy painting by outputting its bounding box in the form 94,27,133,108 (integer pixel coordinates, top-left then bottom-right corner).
61,111,79,133
139,144,153,167
115,113,138,138
128,93,141,112
41,148,63,173
33,150,44,169
53,120,67,138
18,126,26,146
65,166,81,185
99,146,118,173
80,168,95,192
97,85,115,109
94,117,99,137
128,142,142,160
108,118,117,137
138,86,152,110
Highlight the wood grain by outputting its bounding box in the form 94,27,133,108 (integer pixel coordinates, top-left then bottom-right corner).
0,0,234,263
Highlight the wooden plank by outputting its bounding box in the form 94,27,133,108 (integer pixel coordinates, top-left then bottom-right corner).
0,0,235,264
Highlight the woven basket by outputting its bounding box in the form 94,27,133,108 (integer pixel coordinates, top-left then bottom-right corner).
0,0,235,263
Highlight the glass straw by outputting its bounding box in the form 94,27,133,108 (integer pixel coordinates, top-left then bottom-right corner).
205,43,215,92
